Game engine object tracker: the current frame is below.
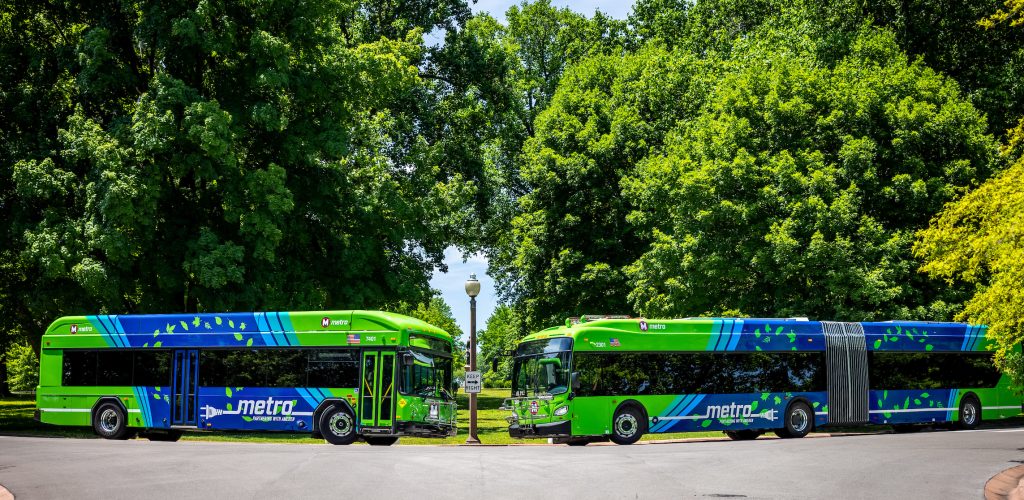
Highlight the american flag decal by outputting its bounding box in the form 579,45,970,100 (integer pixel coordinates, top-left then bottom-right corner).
347,334,360,344
610,338,620,347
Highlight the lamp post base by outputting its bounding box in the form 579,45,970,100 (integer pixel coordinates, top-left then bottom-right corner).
464,436,481,445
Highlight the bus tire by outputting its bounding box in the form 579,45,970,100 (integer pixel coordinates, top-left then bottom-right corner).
319,405,358,445
364,436,399,446
957,396,981,430
776,401,813,439
610,404,646,445
93,402,130,440
725,430,762,441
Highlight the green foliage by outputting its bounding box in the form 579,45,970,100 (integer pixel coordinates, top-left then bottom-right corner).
625,29,996,320
5,343,38,393
1,0,482,341
478,305,524,381
916,121,1024,389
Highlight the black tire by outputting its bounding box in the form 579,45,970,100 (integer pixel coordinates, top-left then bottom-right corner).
892,424,921,434
776,401,813,439
364,436,399,446
93,402,130,440
565,437,591,446
319,405,358,445
610,405,646,445
957,396,981,430
144,430,183,442
725,430,762,441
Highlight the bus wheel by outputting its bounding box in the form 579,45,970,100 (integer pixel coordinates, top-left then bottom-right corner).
319,405,358,445
610,405,645,445
957,396,981,430
776,401,813,439
364,436,399,446
144,430,183,442
725,430,762,441
93,402,130,440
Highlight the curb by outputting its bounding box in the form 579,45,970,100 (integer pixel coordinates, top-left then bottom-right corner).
984,464,1024,500
0,484,13,500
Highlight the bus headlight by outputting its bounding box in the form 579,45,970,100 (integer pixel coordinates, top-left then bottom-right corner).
554,405,568,416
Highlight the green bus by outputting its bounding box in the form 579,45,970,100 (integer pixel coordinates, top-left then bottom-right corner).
36,310,457,445
505,316,1021,444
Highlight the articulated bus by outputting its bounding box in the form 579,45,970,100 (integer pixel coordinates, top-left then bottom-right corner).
36,310,457,445
505,316,1022,445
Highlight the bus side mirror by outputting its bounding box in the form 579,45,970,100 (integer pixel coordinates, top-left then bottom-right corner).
402,353,415,366
571,372,581,390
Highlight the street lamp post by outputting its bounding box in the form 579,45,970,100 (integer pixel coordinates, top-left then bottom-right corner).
465,274,481,444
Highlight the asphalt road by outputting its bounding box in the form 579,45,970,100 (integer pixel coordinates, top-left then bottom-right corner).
2,428,1023,499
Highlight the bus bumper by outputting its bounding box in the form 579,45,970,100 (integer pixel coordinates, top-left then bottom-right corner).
508,420,571,438
395,421,457,438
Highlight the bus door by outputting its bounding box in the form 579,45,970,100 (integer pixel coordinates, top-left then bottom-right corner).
171,349,199,426
359,350,396,430
822,322,869,425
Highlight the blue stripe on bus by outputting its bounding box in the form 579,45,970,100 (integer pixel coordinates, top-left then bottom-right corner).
295,388,320,409
726,320,743,351
255,313,277,347
93,315,123,348
112,316,130,349
651,395,691,433
712,320,727,351
277,312,297,346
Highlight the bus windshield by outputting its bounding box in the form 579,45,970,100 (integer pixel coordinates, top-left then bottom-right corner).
512,338,572,397
401,350,454,401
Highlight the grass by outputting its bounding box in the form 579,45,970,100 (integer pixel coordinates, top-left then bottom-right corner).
1,389,732,445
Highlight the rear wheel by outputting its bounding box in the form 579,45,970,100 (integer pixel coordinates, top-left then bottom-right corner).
957,396,981,430
775,401,813,439
610,405,645,445
319,405,358,445
725,430,762,441
93,402,130,440
364,436,399,446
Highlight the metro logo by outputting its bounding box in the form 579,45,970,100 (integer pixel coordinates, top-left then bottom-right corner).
70,324,78,334
322,317,330,328
702,403,778,423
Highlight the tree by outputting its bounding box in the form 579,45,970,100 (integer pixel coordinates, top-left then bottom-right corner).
478,305,524,383
489,44,717,331
624,29,997,321
915,120,1024,389
5,342,39,393
2,0,479,350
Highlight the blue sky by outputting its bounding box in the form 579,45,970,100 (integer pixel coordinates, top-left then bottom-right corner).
430,0,634,338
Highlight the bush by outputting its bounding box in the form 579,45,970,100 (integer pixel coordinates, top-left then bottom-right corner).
483,371,511,389
6,343,39,393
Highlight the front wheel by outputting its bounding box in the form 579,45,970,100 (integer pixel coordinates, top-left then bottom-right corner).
725,430,762,441
319,405,358,445
364,436,399,446
775,401,813,439
957,396,981,430
93,402,130,440
610,405,645,445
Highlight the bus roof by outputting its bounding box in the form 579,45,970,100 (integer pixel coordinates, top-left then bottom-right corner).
520,317,991,354
42,310,451,350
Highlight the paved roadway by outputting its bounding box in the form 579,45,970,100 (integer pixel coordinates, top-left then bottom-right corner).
2,428,1023,499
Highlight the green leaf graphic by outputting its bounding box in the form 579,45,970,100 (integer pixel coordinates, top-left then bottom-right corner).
883,412,892,418
233,333,243,341
153,394,160,400
153,341,162,347
873,339,882,349
754,329,762,338
775,326,784,335
215,317,223,325
143,342,148,348
192,316,201,327
750,401,759,412
229,320,235,328
925,344,934,351
786,333,796,343
180,321,188,331
246,338,253,346
226,403,233,411
204,321,212,329
921,392,929,398
239,322,247,330
701,419,712,428
812,402,820,408
755,346,762,351
242,416,252,422
903,396,910,409
773,396,782,405
761,393,770,401
914,399,921,405
153,329,160,337
883,390,888,400
226,387,232,398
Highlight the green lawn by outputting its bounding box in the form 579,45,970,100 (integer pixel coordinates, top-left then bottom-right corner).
1,389,733,445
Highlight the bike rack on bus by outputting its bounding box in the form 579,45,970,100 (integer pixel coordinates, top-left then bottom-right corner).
500,394,553,429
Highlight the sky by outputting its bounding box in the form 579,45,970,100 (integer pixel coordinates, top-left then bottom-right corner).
429,0,634,338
